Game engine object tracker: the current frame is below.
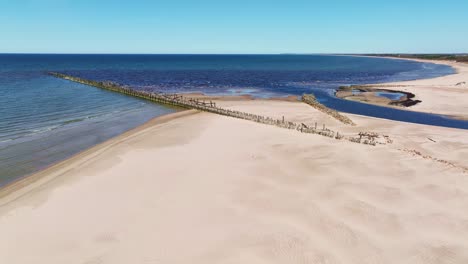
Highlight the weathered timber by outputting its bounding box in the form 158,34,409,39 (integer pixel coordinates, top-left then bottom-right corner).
48,72,385,146
302,94,356,126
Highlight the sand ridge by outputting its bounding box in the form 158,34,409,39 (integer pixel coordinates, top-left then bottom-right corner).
1,98,468,263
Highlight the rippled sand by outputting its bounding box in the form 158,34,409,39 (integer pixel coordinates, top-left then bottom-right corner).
1,98,467,263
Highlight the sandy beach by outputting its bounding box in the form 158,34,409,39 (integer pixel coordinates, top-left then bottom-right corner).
390,59,468,119
1,79,468,263
341,57,468,120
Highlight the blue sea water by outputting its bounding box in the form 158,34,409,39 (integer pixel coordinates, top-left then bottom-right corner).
375,91,406,100
0,54,465,186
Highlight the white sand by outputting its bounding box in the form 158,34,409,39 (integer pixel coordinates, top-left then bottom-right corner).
373,59,468,119
1,97,468,263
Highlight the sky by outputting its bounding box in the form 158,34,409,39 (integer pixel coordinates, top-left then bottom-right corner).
0,0,467,54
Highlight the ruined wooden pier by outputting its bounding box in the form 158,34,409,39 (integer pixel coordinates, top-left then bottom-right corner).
302,94,355,126
48,72,379,146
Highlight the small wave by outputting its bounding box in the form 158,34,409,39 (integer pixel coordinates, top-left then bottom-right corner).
62,118,86,125
421,63,435,70
0,138,13,144
0,124,62,146
0,109,142,147
29,124,62,136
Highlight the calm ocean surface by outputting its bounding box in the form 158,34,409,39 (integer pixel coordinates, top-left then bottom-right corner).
0,54,465,186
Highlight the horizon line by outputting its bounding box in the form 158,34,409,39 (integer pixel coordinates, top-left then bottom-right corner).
1,52,467,55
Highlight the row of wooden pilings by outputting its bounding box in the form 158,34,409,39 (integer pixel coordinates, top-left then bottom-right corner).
48,72,377,146
302,94,356,126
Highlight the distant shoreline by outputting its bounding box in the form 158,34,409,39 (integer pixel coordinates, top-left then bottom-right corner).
1,55,466,198
338,56,468,120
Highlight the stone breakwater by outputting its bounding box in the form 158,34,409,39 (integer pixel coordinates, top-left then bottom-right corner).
48,72,382,146
301,94,356,126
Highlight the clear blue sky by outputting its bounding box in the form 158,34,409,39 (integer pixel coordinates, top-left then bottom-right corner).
1,0,467,54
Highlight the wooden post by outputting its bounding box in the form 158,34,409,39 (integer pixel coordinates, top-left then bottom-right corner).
48,73,374,146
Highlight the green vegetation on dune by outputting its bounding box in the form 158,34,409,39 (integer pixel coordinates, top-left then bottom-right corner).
364,54,468,63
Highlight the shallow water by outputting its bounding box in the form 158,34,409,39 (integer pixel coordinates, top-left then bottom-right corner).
0,54,465,186
375,91,406,100
60,55,466,129
0,57,179,186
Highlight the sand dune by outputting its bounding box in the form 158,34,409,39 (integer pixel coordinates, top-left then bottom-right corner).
1,98,468,264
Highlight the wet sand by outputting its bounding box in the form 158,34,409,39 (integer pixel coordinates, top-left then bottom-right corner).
1,96,468,263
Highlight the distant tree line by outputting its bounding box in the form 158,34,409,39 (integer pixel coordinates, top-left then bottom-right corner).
363,54,468,63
